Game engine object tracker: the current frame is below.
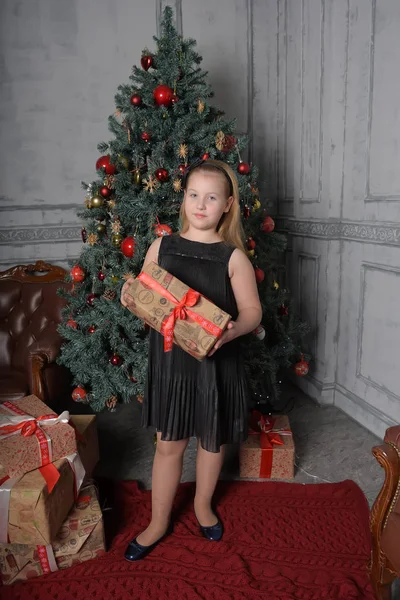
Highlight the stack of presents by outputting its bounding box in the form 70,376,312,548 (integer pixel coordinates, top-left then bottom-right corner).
0,395,105,586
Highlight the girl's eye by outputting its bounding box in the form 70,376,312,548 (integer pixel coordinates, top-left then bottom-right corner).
209,196,216,201
190,193,197,198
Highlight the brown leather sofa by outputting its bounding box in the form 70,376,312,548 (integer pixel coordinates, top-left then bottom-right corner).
370,425,400,600
0,260,72,409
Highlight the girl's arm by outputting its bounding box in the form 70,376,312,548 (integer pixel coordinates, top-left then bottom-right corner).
209,248,262,355
120,238,161,308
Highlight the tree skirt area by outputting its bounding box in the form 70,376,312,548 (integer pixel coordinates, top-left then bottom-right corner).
1,479,375,600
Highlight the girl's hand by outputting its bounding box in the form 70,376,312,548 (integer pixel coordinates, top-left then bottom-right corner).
208,321,240,356
120,278,136,309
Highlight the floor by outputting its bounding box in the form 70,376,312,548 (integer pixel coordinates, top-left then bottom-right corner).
94,382,385,505
93,381,400,598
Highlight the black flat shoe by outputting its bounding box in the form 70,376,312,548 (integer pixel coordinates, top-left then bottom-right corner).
124,522,173,562
196,513,223,541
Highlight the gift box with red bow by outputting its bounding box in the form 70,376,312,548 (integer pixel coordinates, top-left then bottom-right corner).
239,412,295,480
125,261,231,360
0,484,105,585
0,395,77,480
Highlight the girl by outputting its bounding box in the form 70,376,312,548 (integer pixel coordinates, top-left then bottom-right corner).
120,159,262,561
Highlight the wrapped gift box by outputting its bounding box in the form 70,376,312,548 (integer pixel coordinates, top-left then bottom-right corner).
240,414,295,480
0,395,77,480
0,485,105,585
5,455,85,545
69,415,99,479
126,261,231,360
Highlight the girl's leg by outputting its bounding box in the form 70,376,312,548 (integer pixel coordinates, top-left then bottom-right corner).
194,440,225,526
136,433,189,546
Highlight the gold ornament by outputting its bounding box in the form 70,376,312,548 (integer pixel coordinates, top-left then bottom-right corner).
105,175,116,188
143,174,159,193
87,233,98,246
215,131,226,151
273,280,279,290
96,222,106,234
91,194,104,209
251,185,259,194
111,219,121,234
252,198,261,212
111,276,119,284
123,272,135,281
133,169,141,185
247,249,255,258
111,233,123,247
173,178,182,193
84,196,92,209
178,143,188,159
197,99,205,113
118,155,129,169
108,199,116,210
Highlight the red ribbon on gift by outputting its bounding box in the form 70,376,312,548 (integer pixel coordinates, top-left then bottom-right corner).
137,271,224,352
249,411,293,478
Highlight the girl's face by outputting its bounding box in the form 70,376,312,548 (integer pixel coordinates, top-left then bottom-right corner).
183,170,233,232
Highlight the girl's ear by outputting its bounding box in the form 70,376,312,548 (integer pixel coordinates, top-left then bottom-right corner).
224,196,234,213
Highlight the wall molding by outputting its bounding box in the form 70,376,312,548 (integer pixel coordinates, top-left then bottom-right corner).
0,225,81,244
277,217,400,246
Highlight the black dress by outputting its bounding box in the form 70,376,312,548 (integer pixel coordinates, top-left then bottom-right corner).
142,235,249,452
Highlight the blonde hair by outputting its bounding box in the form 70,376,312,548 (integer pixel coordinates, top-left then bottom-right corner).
180,159,246,253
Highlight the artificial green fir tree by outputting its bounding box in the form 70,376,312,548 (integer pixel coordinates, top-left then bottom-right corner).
58,7,309,412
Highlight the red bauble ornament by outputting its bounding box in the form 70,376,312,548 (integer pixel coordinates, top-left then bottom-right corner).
247,237,256,250
154,223,172,237
178,164,186,174
279,304,289,317
155,167,169,182
121,236,136,258
222,135,237,153
243,205,251,219
109,353,123,366
141,131,151,143
294,354,309,377
72,387,87,402
67,318,78,329
237,161,250,175
141,54,153,71
70,265,85,282
129,375,138,383
130,94,142,106
88,325,96,334
86,293,96,307
171,94,178,104
261,216,275,233
81,228,87,243
202,153,210,161
96,155,116,175
98,271,106,281
254,267,265,283
100,186,112,198
153,84,174,107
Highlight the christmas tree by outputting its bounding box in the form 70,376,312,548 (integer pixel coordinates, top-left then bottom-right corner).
58,7,309,413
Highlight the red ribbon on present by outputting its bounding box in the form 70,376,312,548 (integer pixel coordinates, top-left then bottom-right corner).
249,411,293,478
137,271,224,352
0,401,70,469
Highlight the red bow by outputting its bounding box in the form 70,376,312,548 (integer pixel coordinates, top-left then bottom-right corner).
0,414,55,437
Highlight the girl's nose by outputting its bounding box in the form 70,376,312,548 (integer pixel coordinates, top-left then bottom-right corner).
196,197,206,209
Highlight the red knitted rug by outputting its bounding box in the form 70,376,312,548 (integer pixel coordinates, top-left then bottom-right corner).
2,479,375,600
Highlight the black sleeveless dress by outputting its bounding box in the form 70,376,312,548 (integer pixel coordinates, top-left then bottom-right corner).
142,235,249,453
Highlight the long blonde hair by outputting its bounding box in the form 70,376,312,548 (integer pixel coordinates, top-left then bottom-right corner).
179,159,246,253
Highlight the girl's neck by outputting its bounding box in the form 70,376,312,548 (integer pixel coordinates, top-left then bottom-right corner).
180,227,222,244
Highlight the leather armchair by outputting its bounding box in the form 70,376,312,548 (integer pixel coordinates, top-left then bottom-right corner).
370,425,400,600
0,260,72,408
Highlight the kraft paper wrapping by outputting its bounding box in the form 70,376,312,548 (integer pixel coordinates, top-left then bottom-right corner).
0,395,76,479
69,416,99,480
126,261,231,360
7,458,76,545
0,485,105,585
239,415,295,480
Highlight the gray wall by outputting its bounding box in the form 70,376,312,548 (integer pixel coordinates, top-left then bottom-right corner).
1,0,399,435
